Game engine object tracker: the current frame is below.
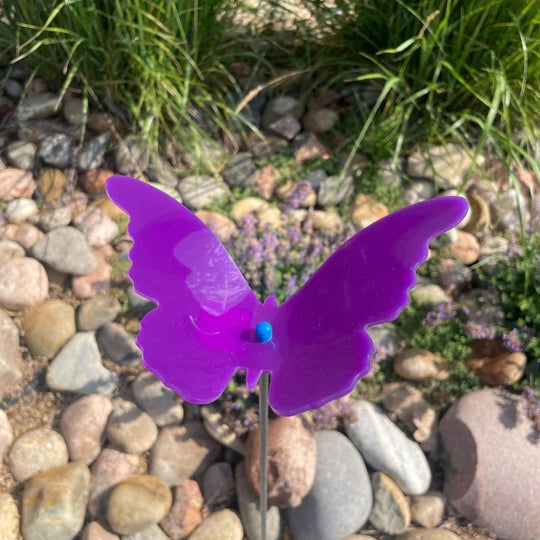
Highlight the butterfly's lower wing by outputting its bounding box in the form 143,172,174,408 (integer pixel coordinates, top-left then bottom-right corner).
269,196,468,416
106,176,263,403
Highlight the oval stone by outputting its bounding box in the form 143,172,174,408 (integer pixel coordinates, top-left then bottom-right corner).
159,479,203,539
107,475,172,535
77,295,121,331
0,309,22,400
287,430,372,540
22,462,91,540
8,427,68,482
106,398,158,454
345,401,431,495
61,394,112,464
23,298,76,358
189,509,243,540
0,257,48,311
0,492,19,540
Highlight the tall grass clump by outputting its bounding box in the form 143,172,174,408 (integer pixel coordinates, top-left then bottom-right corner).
0,0,246,166
302,0,540,173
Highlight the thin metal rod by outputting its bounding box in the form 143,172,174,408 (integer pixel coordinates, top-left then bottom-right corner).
259,373,269,540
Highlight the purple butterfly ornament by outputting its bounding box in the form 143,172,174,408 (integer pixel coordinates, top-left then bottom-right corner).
106,175,468,416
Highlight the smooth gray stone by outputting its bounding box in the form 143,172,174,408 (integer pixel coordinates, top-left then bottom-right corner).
317,174,354,206
223,152,257,187
16,93,61,121
31,226,96,275
287,430,372,540
177,175,230,210
97,322,141,366
345,401,431,495
46,332,118,395
236,462,280,540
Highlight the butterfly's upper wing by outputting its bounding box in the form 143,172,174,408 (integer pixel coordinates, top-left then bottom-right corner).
269,196,468,416
106,175,264,403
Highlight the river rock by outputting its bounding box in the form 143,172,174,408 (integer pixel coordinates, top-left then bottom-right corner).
440,388,540,540
22,463,90,540
78,132,111,170
0,239,24,265
122,524,169,540
150,422,221,486
31,226,97,274
6,198,38,223
89,447,147,517
0,222,43,249
200,405,245,455
74,206,119,247
287,430,372,540
0,309,22,399
254,165,279,199
107,475,172,535
317,174,354,206
411,283,450,306
126,286,156,315
380,383,437,446
346,401,431,495
394,349,450,381
0,409,13,459
72,245,112,297
0,492,19,540
436,259,472,295
106,398,158,454
236,462,280,540
293,132,330,164
0,168,36,200
202,463,235,511
369,472,411,534
189,509,243,540
178,175,230,210
159,479,203,539
47,332,119,394
244,416,316,508
39,206,73,231
230,197,269,223
23,298,76,358
114,138,150,175
467,338,526,386
403,179,435,205
302,108,339,133
409,492,446,528
61,394,113,464
132,371,183,426
0,257,48,311
38,133,73,168
223,152,257,187
462,189,490,234
448,230,480,265
262,96,302,127
36,167,68,201
267,113,301,140
195,210,237,243
407,144,474,188
97,322,141,366
8,427,69,482
396,531,459,540
82,521,120,540
5,140,36,170
80,168,114,195
350,194,389,228
78,295,121,331
16,92,61,121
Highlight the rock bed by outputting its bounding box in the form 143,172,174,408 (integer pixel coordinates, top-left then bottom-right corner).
0,73,539,539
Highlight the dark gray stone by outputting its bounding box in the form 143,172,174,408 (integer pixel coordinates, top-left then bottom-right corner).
287,430,372,540
223,152,257,187
77,132,111,171
236,462,280,540
96,322,141,366
317,174,354,206
145,156,179,188
114,138,150,175
127,286,156,315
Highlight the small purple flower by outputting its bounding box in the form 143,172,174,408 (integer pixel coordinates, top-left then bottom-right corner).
502,329,521,352
464,320,497,340
423,303,458,327
286,181,312,210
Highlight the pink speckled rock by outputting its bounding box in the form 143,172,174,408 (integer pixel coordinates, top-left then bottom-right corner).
440,388,540,540
0,257,48,311
0,168,36,200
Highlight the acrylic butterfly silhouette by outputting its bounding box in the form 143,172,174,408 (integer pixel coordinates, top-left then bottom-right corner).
106,175,467,416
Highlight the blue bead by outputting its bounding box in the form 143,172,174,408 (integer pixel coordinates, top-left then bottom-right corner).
256,321,272,343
